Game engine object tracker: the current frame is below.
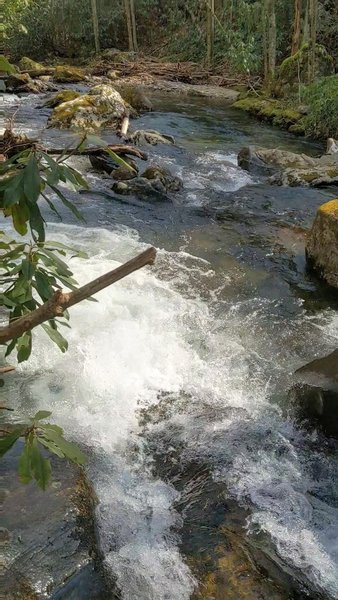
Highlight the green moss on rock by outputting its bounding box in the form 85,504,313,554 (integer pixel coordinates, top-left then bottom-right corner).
19,57,44,72
54,65,86,83
233,96,303,132
279,43,334,86
43,89,81,109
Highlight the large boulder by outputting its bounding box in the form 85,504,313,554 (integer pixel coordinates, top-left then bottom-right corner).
18,57,45,72
289,349,338,438
5,72,56,94
42,89,81,108
238,146,338,187
306,199,338,287
113,84,152,112
53,65,86,83
2,441,109,599
48,84,128,132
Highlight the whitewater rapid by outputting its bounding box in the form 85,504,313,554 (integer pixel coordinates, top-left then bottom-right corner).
11,222,337,600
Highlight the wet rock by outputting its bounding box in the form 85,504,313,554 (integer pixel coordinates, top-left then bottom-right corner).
89,153,137,179
238,146,338,187
327,138,338,154
107,70,120,81
41,89,81,108
5,72,56,94
306,199,338,288
289,349,338,438
142,164,183,192
112,177,170,200
48,84,128,132
127,129,175,146
18,57,45,72
114,84,152,112
191,529,288,600
53,65,86,83
2,441,109,599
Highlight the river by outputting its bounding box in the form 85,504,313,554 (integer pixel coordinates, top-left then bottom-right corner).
3,91,338,600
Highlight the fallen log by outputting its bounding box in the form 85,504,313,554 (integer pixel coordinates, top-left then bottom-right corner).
0,247,156,345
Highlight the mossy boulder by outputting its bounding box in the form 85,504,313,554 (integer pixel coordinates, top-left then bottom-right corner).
53,65,86,83
238,146,338,186
5,72,56,94
233,97,304,132
18,57,44,72
48,84,128,131
42,89,81,109
306,199,338,288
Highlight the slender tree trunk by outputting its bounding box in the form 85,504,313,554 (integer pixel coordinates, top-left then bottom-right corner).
124,0,138,52
263,0,276,82
124,0,134,51
91,0,100,53
291,0,302,55
308,0,318,82
130,0,138,52
206,0,215,68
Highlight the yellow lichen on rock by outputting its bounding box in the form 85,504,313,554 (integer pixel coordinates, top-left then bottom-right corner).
307,199,338,288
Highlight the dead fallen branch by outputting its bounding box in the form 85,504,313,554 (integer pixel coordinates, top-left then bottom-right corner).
0,366,16,374
47,144,147,161
0,247,156,345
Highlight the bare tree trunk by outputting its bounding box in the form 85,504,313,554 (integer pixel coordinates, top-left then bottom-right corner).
308,0,318,82
124,0,134,51
206,0,215,68
263,0,276,82
130,0,138,52
124,0,138,52
291,0,302,55
91,0,100,53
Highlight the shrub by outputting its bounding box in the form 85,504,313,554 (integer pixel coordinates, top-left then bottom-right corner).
303,74,338,139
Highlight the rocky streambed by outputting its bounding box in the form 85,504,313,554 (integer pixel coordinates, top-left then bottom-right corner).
2,80,338,600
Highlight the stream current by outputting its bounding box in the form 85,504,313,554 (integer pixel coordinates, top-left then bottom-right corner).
3,91,338,599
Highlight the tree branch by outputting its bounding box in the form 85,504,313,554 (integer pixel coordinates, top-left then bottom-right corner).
0,247,156,345
46,144,148,161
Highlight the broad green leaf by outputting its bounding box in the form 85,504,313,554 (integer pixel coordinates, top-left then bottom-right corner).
11,203,29,236
28,202,45,242
41,323,68,353
18,442,33,484
40,428,87,465
42,423,64,436
32,410,53,422
49,184,85,222
38,437,65,459
21,257,35,280
0,426,25,458
17,332,32,363
2,171,25,208
29,441,52,490
23,155,41,204
34,270,53,301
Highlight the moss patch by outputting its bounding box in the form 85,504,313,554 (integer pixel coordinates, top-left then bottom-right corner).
318,199,338,216
54,65,86,83
43,89,81,108
233,96,303,133
19,57,44,72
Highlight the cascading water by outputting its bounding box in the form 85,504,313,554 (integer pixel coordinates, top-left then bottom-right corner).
3,92,338,599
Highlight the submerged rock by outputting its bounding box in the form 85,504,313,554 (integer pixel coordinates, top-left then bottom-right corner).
2,442,109,599
53,65,86,83
48,84,128,131
238,145,338,187
289,349,338,438
306,199,338,288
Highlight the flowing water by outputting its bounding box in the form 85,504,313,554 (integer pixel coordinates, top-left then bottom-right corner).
3,91,338,599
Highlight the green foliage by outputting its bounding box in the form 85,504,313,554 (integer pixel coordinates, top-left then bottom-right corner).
278,43,334,85
1,411,87,490
303,74,338,138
